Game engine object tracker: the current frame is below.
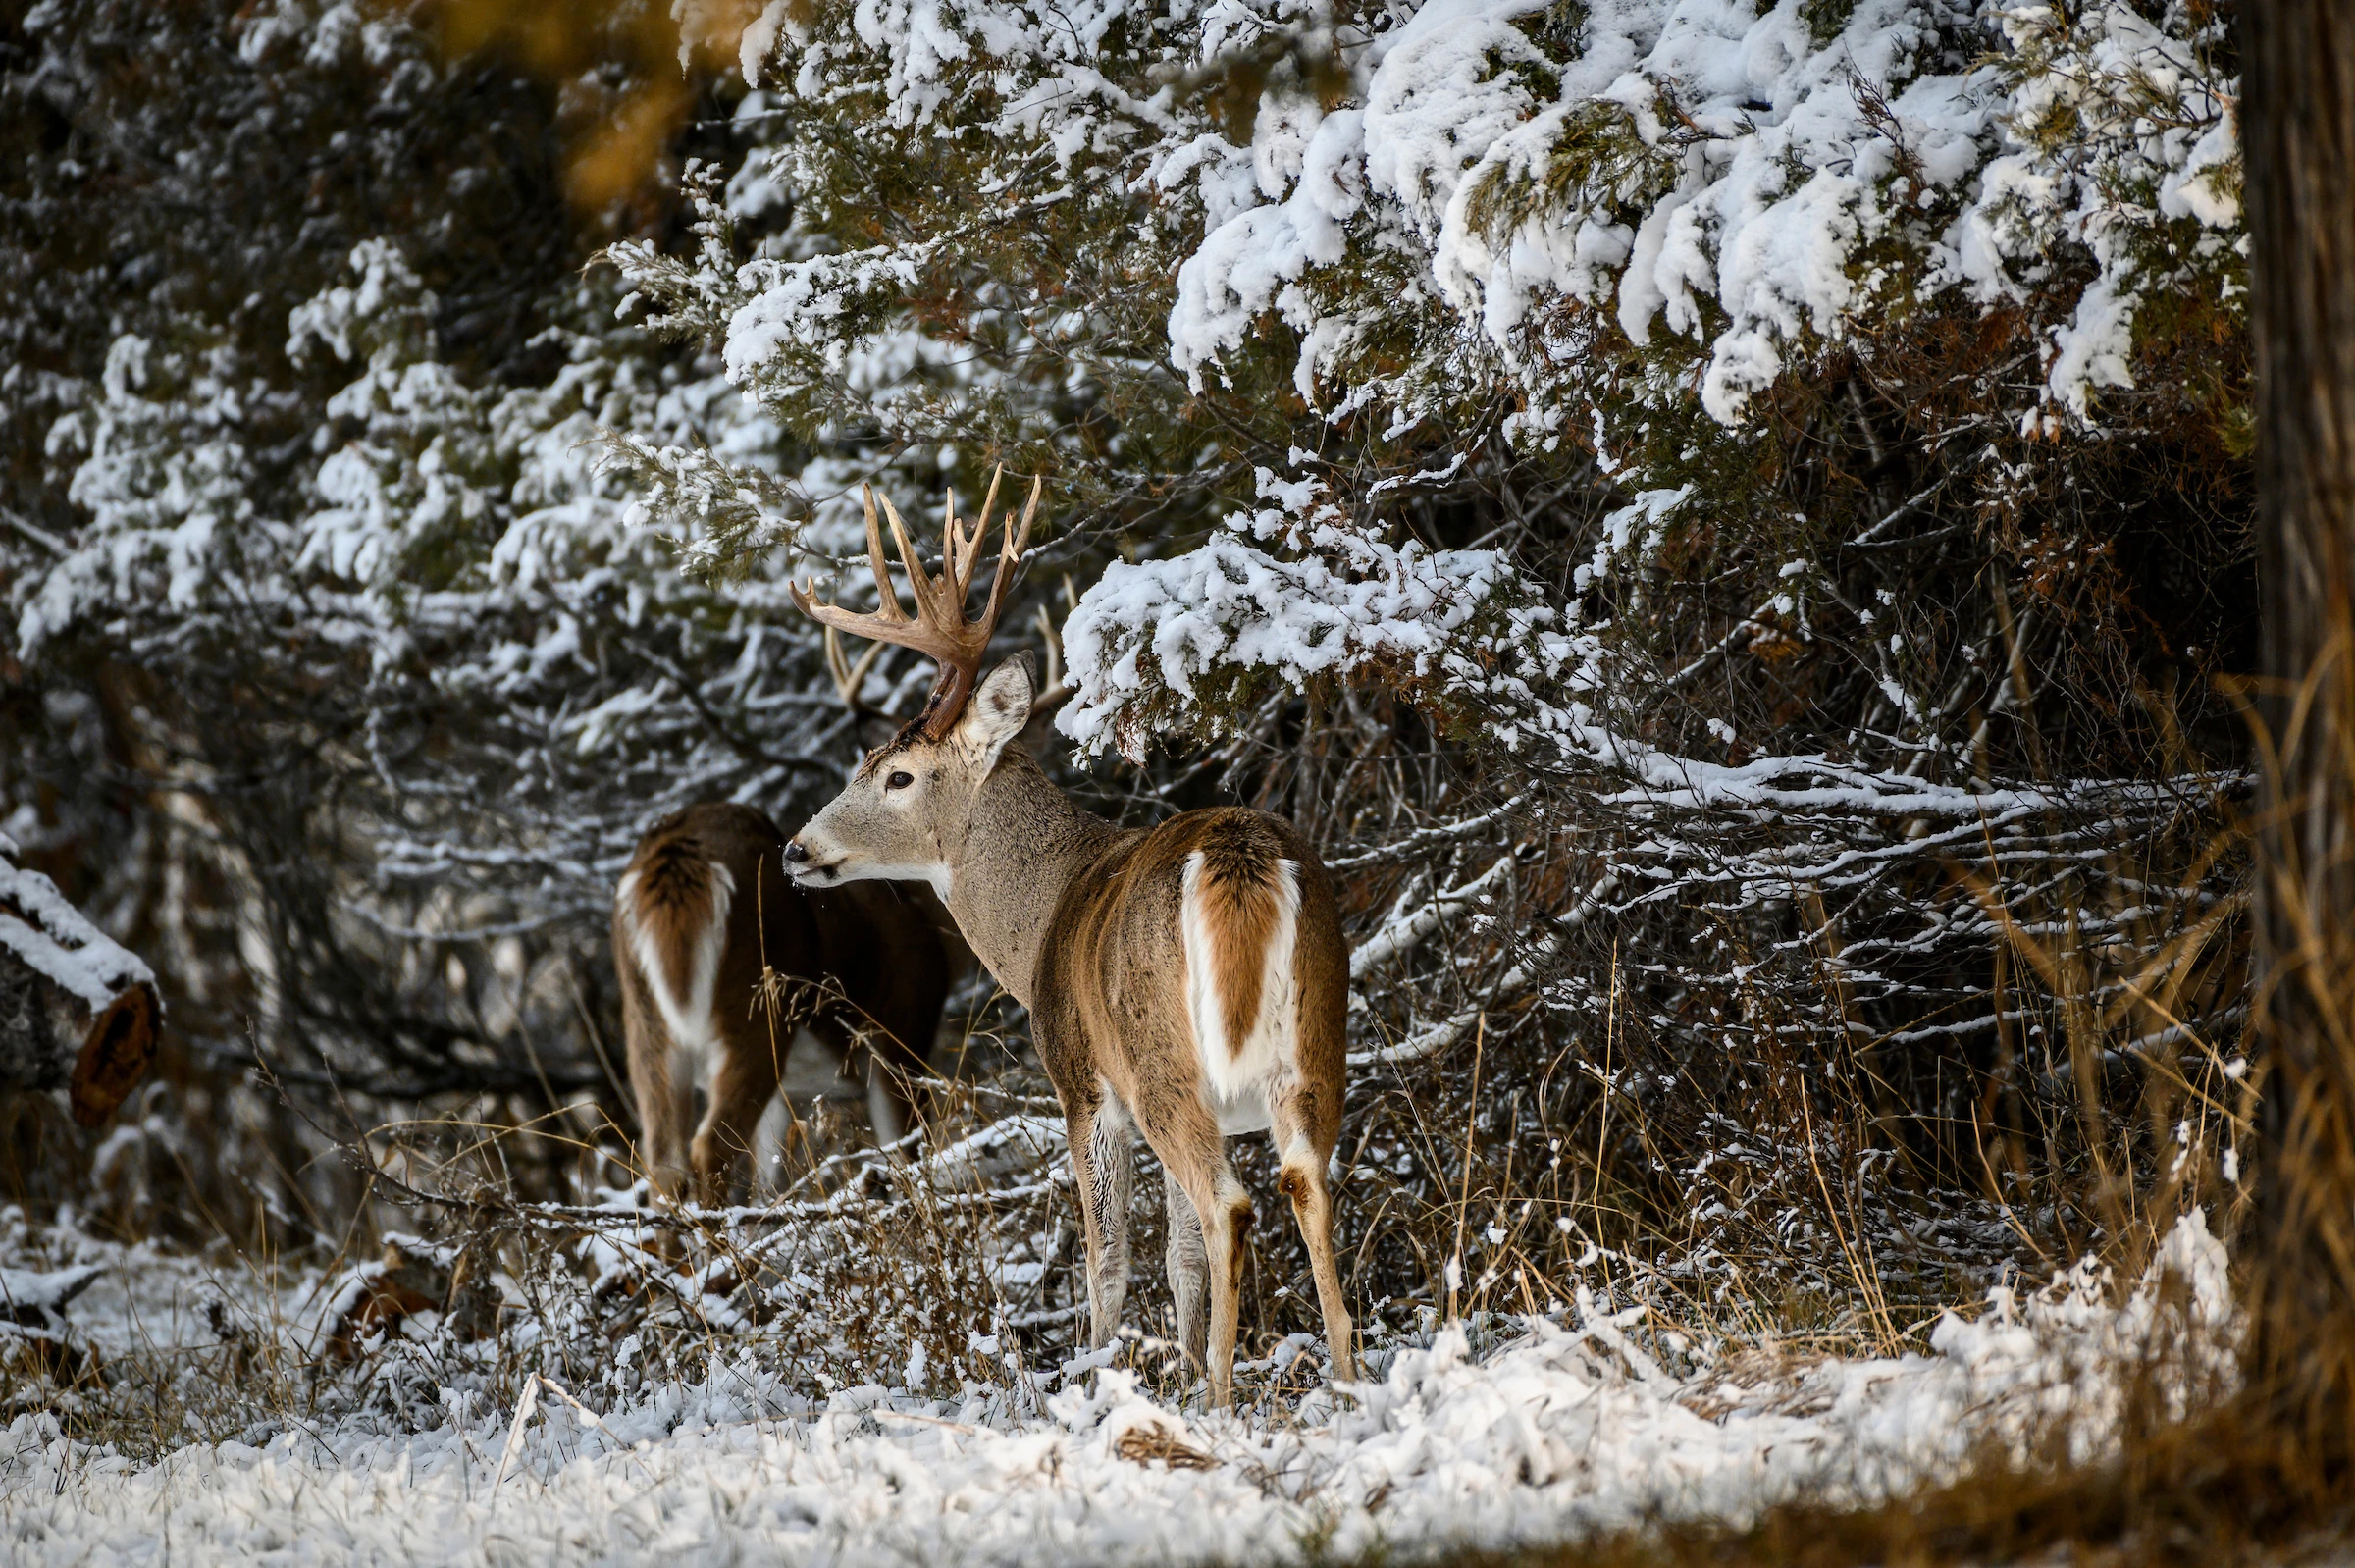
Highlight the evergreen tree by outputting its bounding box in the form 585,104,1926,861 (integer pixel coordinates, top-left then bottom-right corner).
0,0,786,1225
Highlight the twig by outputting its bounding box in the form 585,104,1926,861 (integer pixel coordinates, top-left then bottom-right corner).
1446,1013,1488,1323
492,1373,542,1494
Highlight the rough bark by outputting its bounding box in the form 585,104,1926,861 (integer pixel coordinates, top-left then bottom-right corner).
2243,0,2355,1468
0,848,159,1127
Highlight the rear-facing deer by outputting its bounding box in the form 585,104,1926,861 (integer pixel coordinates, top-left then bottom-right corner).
614,801,955,1208
781,474,1355,1401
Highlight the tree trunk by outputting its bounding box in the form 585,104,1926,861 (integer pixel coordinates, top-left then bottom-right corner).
0,848,159,1127
2242,0,2355,1473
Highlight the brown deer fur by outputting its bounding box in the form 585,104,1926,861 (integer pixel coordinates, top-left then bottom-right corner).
1187,832,1289,1062
613,802,955,1208
785,657,1354,1401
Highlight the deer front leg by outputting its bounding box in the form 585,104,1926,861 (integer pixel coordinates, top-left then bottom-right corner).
1064,1086,1135,1351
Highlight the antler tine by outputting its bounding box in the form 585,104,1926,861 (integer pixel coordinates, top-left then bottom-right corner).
786,486,953,654
975,473,1043,635
951,466,1005,604
823,625,885,714
859,486,911,626
872,489,956,639
939,485,962,607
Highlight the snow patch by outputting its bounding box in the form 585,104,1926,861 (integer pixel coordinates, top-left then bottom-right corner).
0,1214,2236,1567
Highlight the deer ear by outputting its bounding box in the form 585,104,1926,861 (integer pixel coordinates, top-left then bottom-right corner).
959,653,1035,771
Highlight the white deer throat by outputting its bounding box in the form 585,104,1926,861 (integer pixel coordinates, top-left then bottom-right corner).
1179,853,1301,1137
846,861,952,901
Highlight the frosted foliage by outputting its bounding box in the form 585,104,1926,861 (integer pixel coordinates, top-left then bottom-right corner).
288,240,501,591
1162,0,2237,426
2,1214,2234,1564
15,238,794,766
683,0,2236,751
1062,471,1543,758
710,0,2236,427
18,335,275,654
1968,3,2243,421
282,238,792,607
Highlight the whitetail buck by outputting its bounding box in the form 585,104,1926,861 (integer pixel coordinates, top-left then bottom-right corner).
781,474,1354,1401
613,802,955,1207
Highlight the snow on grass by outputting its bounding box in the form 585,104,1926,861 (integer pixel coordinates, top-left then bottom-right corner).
10,1212,316,1341
1,1214,2232,1566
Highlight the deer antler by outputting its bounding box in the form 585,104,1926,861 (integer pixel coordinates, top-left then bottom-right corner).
788,468,1041,739
823,626,886,716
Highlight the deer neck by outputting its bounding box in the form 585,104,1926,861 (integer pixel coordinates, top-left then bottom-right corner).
941,748,1113,1010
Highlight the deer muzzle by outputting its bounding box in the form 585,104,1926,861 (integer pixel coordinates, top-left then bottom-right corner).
782,837,837,883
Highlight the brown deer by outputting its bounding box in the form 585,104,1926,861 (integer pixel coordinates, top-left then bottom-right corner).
613,801,955,1207
780,474,1354,1401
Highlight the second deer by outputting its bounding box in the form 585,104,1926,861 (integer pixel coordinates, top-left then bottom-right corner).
614,802,956,1207
780,474,1354,1401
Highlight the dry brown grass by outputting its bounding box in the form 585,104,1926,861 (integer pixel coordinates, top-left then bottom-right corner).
1401,687,2355,1567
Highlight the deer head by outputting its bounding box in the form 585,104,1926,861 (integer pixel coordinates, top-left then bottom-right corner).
784,472,1040,893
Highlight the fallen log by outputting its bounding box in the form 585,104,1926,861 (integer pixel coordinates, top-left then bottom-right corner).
0,836,161,1127
0,1261,107,1384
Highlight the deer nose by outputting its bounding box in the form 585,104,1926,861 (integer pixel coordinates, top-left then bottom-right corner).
783,840,810,864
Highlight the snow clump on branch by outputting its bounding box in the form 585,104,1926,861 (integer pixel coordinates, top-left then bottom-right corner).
1061,470,1551,759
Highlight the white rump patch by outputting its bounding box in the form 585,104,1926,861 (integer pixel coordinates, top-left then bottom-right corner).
1180,853,1301,1136
619,861,736,1105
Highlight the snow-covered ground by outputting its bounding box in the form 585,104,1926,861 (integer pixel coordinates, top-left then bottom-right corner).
1,1215,2233,1567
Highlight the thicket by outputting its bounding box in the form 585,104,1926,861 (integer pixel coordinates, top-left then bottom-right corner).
0,0,2259,1391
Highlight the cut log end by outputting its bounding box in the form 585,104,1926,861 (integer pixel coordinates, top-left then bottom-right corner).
70,982,160,1128
3,847,163,1127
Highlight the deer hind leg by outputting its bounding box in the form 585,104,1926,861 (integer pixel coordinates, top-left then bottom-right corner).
621,979,694,1207
1138,1095,1252,1405
861,1023,924,1151
1162,1165,1209,1371
1272,1094,1354,1380
691,1039,782,1208
1064,1086,1135,1351
1085,1089,1136,1349
1193,1157,1254,1407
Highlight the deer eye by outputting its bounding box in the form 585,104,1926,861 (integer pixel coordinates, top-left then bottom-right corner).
885,770,915,791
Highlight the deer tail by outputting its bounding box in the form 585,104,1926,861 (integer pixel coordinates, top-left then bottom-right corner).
1180,844,1301,1087
617,844,736,1055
